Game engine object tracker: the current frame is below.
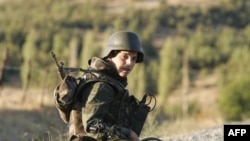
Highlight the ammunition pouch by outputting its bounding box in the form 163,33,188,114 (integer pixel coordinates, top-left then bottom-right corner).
131,93,156,136
131,103,150,136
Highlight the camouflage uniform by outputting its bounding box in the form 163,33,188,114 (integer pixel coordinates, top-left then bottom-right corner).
54,57,139,141
54,31,147,141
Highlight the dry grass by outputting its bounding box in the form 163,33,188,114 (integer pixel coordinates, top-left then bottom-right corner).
140,73,224,139
0,87,68,141
104,0,219,14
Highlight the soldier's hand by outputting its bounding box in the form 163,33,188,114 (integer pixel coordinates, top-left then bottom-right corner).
128,130,139,141
111,126,139,141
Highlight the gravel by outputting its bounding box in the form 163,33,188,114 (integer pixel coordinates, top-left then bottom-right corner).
159,126,223,141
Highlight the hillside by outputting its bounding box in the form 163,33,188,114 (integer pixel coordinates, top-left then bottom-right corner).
1,0,249,140
0,72,224,140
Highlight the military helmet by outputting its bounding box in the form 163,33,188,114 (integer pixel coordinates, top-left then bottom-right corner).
103,31,144,63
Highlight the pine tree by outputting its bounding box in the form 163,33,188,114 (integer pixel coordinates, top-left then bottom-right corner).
21,28,38,102
80,30,99,68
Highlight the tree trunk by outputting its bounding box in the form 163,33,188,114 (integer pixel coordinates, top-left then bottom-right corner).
0,47,8,85
0,47,8,97
21,61,32,104
69,36,78,68
181,47,189,116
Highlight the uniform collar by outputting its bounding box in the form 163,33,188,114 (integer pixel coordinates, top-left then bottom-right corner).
88,57,128,86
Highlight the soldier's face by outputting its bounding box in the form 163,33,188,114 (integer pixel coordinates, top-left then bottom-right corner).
110,51,138,77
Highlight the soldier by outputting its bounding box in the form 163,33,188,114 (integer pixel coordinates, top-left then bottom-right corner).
54,31,148,141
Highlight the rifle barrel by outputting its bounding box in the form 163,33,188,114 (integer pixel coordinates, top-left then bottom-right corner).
51,51,61,68
51,51,65,79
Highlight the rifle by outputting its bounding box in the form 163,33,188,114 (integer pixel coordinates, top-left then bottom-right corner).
51,51,66,80
51,51,87,80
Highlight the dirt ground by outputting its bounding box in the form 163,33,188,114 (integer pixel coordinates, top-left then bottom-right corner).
0,87,68,141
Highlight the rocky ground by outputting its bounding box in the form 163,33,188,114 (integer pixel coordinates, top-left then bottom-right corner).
160,126,223,141
158,120,250,141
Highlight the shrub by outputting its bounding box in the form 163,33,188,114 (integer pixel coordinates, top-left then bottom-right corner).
218,77,250,121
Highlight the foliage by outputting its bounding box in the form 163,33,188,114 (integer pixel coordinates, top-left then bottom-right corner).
1,0,250,121
157,36,183,111
218,47,250,121
80,30,101,68
128,63,146,99
145,59,159,93
218,78,250,121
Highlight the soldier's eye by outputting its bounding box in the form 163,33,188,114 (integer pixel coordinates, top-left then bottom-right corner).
131,56,137,62
120,54,128,60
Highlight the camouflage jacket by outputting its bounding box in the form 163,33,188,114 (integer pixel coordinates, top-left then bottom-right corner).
54,57,139,141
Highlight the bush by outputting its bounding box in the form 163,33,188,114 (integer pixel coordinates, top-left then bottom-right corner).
218,77,250,121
